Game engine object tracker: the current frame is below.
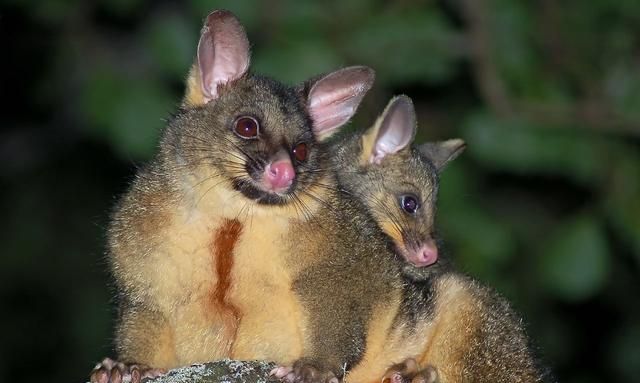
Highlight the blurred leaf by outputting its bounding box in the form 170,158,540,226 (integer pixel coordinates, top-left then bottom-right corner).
98,0,144,17
446,205,516,277
83,68,123,131
82,68,173,159
604,62,640,120
537,215,610,301
560,0,640,77
491,0,576,103
437,159,475,199
605,147,640,263
70,287,111,356
566,376,600,383
492,0,549,99
537,311,576,368
438,162,517,281
463,111,609,185
109,81,174,159
253,39,341,84
348,9,460,85
608,324,640,381
276,0,326,25
189,0,260,29
145,13,197,78
27,0,76,25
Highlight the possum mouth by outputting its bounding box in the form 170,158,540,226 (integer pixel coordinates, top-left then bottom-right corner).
231,178,297,205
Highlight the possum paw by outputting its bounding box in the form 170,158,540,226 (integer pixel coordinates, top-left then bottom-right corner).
270,365,294,380
271,360,338,383
382,358,438,383
90,357,166,383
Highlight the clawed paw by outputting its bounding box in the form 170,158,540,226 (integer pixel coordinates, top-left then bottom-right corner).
90,357,166,383
271,366,295,382
381,359,438,383
270,361,338,383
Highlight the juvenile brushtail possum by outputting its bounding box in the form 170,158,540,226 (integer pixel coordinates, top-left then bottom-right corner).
90,10,375,383
272,96,548,383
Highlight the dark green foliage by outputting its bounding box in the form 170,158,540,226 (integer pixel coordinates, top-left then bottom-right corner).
1,1,638,383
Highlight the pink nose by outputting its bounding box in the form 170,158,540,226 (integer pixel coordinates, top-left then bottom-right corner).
406,242,438,267
264,160,295,192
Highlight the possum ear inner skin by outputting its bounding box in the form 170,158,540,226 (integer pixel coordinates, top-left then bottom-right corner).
184,10,251,106
361,95,416,165
306,66,375,142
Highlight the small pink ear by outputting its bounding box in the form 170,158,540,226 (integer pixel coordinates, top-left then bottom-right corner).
197,10,250,103
370,95,416,164
307,66,375,140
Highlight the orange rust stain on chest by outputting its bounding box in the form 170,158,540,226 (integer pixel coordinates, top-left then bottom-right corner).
209,218,243,353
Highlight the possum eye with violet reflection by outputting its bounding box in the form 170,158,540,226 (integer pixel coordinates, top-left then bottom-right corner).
399,194,420,215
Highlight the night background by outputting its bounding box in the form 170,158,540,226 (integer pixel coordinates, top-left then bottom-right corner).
1,0,639,382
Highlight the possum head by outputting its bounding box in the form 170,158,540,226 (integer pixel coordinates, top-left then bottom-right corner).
333,95,464,267
167,10,374,214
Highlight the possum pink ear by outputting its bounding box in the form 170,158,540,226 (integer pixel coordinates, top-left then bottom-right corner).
366,95,416,165
195,10,250,104
306,66,375,141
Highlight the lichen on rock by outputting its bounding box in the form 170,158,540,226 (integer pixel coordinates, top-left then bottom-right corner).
145,360,277,383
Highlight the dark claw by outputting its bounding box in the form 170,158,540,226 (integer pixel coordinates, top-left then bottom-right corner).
111,366,122,383
131,366,141,383
91,367,108,383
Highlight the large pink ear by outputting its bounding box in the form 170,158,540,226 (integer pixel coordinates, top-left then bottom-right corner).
306,66,375,141
361,95,416,165
186,10,250,105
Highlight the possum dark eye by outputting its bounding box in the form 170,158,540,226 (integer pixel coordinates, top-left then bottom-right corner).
400,194,420,215
292,142,308,162
234,116,259,139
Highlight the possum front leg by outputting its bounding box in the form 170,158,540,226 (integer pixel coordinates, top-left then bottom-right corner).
269,316,356,383
90,300,175,383
272,254,394,383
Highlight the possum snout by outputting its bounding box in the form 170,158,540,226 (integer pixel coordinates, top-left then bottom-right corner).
264,160,295,191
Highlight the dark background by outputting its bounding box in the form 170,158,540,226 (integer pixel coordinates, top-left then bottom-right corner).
1,1,639,382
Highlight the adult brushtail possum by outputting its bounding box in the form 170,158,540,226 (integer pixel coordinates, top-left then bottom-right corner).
90,10,375,383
